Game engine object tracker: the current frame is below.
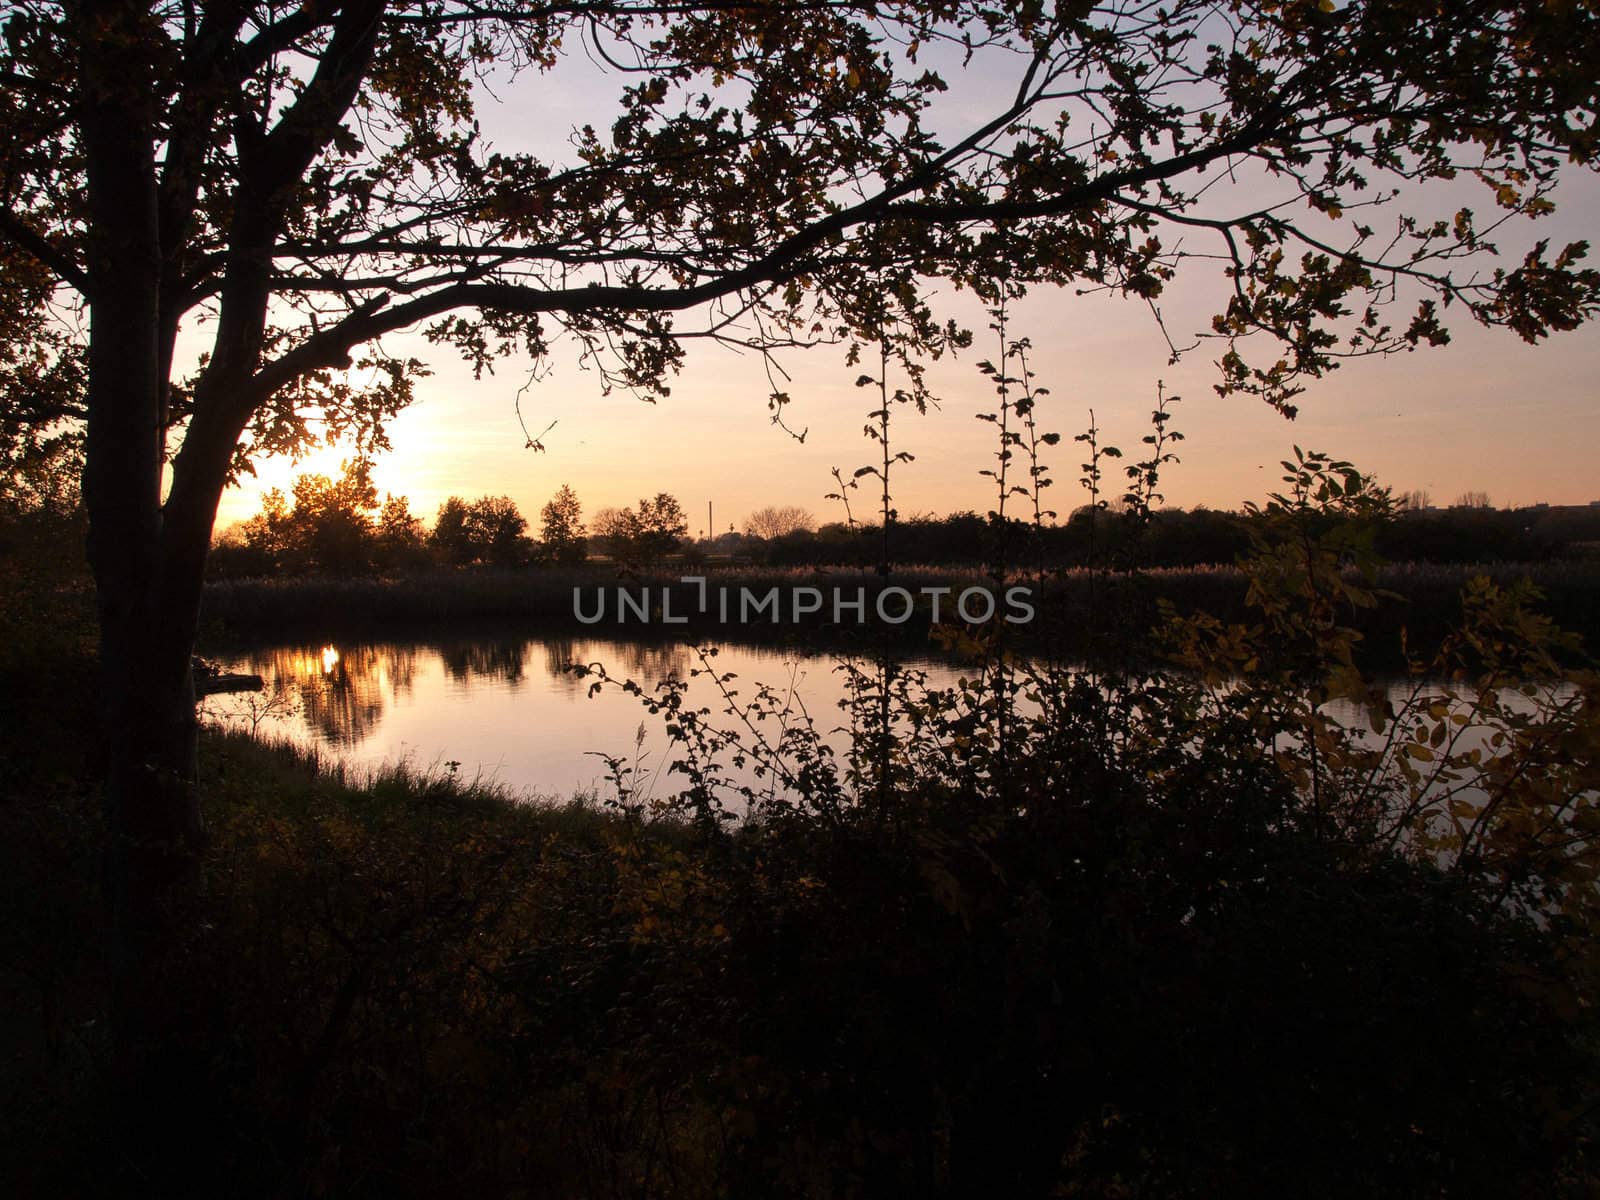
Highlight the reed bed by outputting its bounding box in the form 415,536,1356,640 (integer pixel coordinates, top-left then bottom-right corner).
200,558,1600,659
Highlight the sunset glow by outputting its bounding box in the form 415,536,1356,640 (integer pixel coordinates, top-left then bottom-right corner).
212,280,1600,537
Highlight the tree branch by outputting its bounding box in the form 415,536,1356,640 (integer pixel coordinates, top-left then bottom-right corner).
0,211,89,295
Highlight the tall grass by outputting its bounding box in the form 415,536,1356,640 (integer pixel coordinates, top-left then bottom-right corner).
201,559,1600,662
9,462,1600,1197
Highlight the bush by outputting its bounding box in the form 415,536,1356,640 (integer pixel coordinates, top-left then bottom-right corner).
7,455,1598,1197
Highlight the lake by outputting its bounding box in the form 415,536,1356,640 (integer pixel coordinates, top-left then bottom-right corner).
203,631,1572,817
203,633,967,803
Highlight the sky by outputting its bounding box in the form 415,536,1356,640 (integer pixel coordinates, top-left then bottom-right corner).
209,21,1600,536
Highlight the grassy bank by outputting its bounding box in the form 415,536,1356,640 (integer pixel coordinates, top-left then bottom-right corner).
4,714,686,1196
8,514,1600,1196
6,663,1598,1196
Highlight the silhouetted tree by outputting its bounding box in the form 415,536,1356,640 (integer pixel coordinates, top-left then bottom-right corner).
590,507,632,559
0,427,87,589
592,494,688,567
431,497,474,566
539,484,587,565
465,496,531,565
288,460,379,571
744,505,817,540
374,494,429,570
236,459,378,572
431,494,529,564
636,493,690,565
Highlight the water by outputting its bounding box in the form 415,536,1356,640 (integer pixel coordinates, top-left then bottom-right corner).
202,634,961,801
202,631,1579,819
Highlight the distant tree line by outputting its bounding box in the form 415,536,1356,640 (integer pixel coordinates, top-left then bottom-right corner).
732,502,1600,570
209,464,595,576
204,464,1600,579
208,468,712,577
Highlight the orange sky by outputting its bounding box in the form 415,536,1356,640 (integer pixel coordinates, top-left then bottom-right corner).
208,39,1600,537
211,268,1600,537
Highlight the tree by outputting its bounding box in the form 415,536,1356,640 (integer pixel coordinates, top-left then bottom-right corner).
0,427,82,518
374,493,429,569
1398,489,1433,512
432,497,475,565
744,505,818,540
590,506,636,562
539,484,587,565
635,493,690,564
590,494,688,566
232,458,380,572
238,487,293,568
1455,490,1493,509
464,495,531,565
286,458,380,571
3,0,1600,980
0,426,87,589
432,494,531,563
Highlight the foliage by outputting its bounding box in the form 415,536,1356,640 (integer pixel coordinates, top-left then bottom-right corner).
429,496,475,566
0,426,87,603
8,0,1600,932
741,496,1600,571
1159,454,1600,936
431,494,533,566
374,492,431,570
214,474,543,575
225,459,381,574
0,242,84,485
0,426,81,518
562,459,1599,1193
539,483,587,565
11,0,1600,466
593,493,691,569
461,495,533,566
7,451,1600,1196
6,3,1600,1187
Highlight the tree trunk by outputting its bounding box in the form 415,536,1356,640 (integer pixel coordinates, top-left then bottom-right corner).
75,1,207,1095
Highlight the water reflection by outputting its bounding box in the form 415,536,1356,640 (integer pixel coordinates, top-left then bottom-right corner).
202,635,715,792
234,642,413,746
202,633,1570,819
440,639,529,688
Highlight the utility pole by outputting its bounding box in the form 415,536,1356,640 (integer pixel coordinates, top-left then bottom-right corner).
708,501,713,542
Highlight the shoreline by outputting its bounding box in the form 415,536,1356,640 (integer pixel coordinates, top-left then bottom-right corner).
199,559,1600,664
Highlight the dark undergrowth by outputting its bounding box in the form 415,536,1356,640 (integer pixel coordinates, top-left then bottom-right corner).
4,659,1597,1197
5,486,1599,1198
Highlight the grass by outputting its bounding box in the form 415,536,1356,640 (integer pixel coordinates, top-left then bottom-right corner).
4,708,706,1197
9,690,1594,1198
7,544,1598,1197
